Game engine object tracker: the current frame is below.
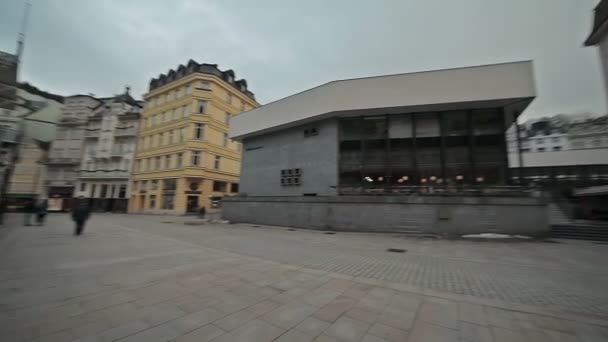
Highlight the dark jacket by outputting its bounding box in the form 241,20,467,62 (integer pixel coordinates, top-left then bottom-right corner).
24,200,36,213
71,200,91,222
36,200,48,215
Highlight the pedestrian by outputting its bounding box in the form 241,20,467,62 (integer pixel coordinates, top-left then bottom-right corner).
36,198,48,226
71,197,91,236
23,197,36,226
199,206,206,219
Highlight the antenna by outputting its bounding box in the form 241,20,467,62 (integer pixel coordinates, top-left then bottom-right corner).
16,1,32,68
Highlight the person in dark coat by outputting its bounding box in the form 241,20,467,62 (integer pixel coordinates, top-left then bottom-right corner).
71,197,91,235
23,197,36,226
36,199,48,226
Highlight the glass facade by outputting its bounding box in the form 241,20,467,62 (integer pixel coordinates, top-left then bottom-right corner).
338,109,508,190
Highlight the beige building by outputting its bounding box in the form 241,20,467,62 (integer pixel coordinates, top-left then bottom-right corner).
129,60,258,214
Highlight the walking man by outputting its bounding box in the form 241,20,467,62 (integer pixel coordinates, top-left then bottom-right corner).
23,197,36,226
36,198,48,226
71,197,91,236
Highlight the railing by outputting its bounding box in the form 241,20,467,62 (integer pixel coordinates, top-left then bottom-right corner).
0,126,19,144
84,130,99,138
78,170,130,178
337,185,544,198
47,157,80,165
114,127,136,136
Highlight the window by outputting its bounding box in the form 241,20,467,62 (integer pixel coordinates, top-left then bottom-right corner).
185,85,191,95
161,195,174,210
168,130,174,144
164,111,171,122
191,150,202,166
552,137,560,143
214,155,221,170
149,195,157,209
226,93,233,105
136,160,141,172
536,139,544,144
537,147,546,152
176,153,183,168
140,181,147,192
100,184,108,198
230,183,239,193
155,156,161,170
163,178,177,190
164,155,171,169
150,180,158,190
172,108,179,120
80,183,87,192
212,181,227,192
143,158,148,171
593,139,602,147
553,146,562,151
133,181,138,191
195,123,205,139
118,185,127,198
196,100,207,114
200,81,211,90
240,100,245,112
223,133,228,147
281,169,301,186
304,127,319,137
91,184,97,197
177,87,183,98
183,105,189,117
180,127,186,142
225,112,230,125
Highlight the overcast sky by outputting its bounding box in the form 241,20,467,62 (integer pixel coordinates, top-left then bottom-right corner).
0,0,605,120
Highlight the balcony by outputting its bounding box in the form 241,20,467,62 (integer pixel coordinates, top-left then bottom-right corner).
114,127,136,137
110,147,125,157
78,170,130,179
84,129,100,138
59,117,86,126
47,157,80,165
45,179,75,187
0,126,19,144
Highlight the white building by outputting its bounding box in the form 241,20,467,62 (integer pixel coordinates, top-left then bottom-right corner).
72,90,142,212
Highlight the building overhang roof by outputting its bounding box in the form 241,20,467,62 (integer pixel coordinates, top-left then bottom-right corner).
230,61,536,140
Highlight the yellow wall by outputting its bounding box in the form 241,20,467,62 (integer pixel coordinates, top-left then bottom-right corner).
129,73,258,215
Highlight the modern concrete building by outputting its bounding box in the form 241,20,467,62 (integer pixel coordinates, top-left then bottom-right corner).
225,61,548,236
129,60,258,215
72,90,142,212
585,0,608,105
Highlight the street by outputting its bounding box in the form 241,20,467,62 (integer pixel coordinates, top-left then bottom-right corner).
1,213,607,341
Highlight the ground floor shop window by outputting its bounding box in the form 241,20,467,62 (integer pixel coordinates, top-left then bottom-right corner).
161,194,174,210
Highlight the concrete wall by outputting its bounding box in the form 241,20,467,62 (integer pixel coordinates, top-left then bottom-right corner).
240,118,339,196
222,195,549,236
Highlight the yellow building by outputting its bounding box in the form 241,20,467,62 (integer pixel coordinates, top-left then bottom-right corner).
129,60,258,214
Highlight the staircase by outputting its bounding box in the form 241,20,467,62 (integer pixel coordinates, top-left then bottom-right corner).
551,223,608,242
548,202,608,241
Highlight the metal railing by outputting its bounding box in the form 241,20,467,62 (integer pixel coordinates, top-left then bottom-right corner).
337,185,544,198
78,170,130,178
114,127,136,136
84,130,99,138
47,157,80,165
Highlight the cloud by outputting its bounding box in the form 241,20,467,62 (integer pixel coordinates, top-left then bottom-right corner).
0,0,605,119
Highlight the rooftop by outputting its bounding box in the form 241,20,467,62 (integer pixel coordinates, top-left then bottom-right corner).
148,59,255,100
230,61,536,140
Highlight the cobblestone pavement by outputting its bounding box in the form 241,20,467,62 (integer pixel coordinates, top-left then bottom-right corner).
1,213,608,341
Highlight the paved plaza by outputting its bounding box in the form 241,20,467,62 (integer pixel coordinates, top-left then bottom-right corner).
1,213,608,341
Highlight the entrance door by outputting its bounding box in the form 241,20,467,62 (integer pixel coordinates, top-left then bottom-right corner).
139,195,145,211
186,196,199,213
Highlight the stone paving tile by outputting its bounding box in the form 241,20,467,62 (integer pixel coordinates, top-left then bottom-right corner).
274,328,316,342
408,320,459,342
459,321,493,342
367,322,409,342
345,307,380,324
491,326,526,342
459,302,488,327
211,319,286,342
324,316,371,341
294,317,331,337
263,301,318,329
248,299,283,316
313,334,343,342
313,296,357,323
361,334,391,342
213,308,259,331
417,299,460,330
173,324,225,342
